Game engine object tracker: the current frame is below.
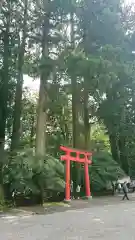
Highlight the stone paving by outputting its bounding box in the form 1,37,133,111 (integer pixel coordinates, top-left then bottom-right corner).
0,198,135,239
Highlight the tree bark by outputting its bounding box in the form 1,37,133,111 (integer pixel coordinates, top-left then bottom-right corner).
82,2,91,151
71,78,79,148
70,11,79,148
35,0,49,156
35,77,47,156
83,77,90,150
119,137,129,175
0,3,10,152
109,132,120,163
70,11,81,190
30,108,35,148
11,0,28,151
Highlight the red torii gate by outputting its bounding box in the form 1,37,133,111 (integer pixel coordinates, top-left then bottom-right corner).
60,146,92,202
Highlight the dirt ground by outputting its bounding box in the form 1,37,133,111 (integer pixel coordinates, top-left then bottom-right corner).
8,193,135,216
1,194,135,239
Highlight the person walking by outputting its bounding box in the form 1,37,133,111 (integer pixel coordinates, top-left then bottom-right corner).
70,180,74,199
76,185,81,199
122,182,129,200
117,182,121,193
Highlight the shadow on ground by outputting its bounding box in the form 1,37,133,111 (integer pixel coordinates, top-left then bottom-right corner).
0,193,134,218
2,193,134,217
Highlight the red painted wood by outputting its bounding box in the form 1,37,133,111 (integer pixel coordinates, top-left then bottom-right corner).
61,155,91,163
60,145,92,201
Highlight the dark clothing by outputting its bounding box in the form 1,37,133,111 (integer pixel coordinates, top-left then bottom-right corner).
122,191,129,200
76,191,80,199
123,183,128,193
70,181,73,199
70,190,74,199
122,183,129,200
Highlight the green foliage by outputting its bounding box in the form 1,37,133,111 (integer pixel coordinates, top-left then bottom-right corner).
90,151,125,191
3,149,65,196
91,124,110,152
1,0,135,204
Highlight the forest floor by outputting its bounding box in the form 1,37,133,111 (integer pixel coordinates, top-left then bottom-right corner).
0,194,135,239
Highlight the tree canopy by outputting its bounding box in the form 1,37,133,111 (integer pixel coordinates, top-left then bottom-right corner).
0,0,135,203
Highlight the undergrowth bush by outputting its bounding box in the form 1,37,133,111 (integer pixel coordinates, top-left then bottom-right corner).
2,149,65,203
0,149,126,204
90,151,125,192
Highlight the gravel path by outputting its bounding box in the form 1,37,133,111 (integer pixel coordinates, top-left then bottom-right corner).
0,199,135,239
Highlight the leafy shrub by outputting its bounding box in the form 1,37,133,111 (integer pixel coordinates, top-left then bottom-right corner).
1,149,126,202
2,149,65,201
90,151,125,192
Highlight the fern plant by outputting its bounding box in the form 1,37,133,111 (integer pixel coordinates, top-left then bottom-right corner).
2,149,65,199
90,151,125,191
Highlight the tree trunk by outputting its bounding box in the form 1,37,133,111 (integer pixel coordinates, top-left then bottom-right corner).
35,78,47,156
119,137,129,175
0,5,10,152
109,132,120,163
71,75,82,191
0,3,11,202
70,11,81,190
71,78,79,148
30,109,35,148
70,12,79,148
35,1,49,156
11,0,28,151
82,2,91,151
84,77,90,150
0,184,5,205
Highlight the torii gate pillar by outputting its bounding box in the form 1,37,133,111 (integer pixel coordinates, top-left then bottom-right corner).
60,146,92,202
